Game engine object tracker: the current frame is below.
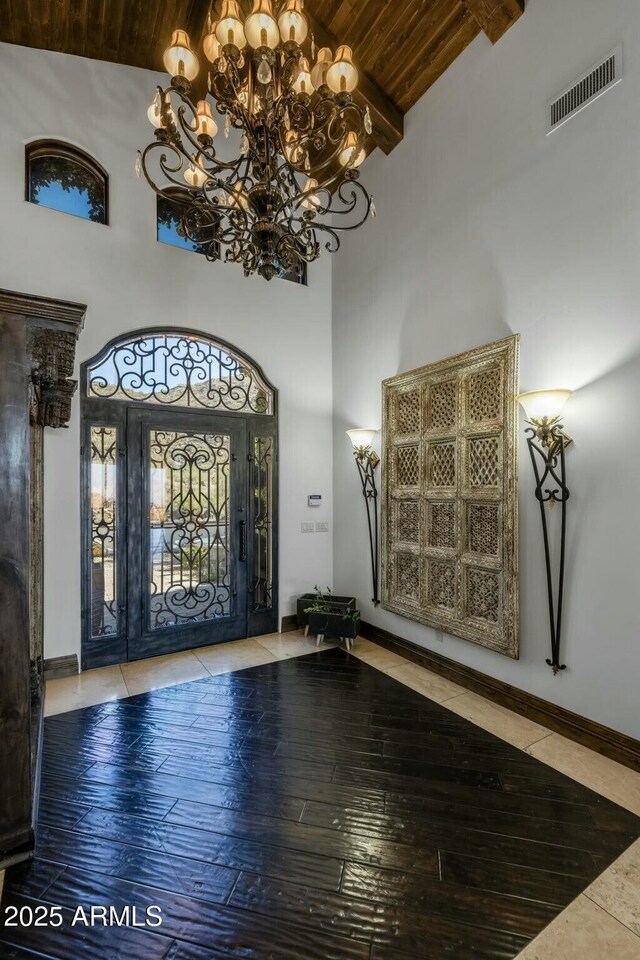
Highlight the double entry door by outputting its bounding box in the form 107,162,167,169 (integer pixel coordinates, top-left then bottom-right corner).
83,406,277,669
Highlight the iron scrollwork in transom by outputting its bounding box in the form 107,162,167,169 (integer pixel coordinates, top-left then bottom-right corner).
87,332,273,414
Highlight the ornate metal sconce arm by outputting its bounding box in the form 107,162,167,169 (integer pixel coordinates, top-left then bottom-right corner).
353,447,380,606
525,424,570,674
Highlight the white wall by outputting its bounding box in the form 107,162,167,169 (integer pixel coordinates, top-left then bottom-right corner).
333,0,640,738
0,43,334,661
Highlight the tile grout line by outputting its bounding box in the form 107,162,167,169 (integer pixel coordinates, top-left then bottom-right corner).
191,649,215,675
582,890,640,942
525,731,555,750
437,692,470,704
118,664,132,697
579,893,640,943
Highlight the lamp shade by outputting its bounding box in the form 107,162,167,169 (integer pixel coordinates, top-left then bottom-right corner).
347,428,377,450
163,29,199,80
301,177,321,210
292,58,314,95
517,390,572,422
278,0,309,45
245,0,280,49
311,48,333,89
339,131,366,168
215,0,247,49
195,100,218,138
184,158,207,187
203,25,223,62
326,45,358,93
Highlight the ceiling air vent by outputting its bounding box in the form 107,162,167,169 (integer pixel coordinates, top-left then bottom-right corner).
548,45,622,134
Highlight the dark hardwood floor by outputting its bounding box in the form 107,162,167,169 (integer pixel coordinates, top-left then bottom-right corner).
2,647,639,959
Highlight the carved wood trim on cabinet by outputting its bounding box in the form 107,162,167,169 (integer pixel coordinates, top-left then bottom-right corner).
0,289,86,869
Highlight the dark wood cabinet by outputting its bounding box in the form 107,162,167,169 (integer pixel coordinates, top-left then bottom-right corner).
0,290,85,869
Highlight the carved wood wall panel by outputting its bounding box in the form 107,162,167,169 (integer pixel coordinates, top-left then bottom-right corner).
382,336,520,658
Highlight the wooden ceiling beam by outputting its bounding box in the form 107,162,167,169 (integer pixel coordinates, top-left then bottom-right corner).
304,8,404,155
464,0,524,44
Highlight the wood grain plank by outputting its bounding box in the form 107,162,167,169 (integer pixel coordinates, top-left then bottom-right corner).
165,798,441,878
37,825,239,903
231,870,535,952
70,806,346,891
464,0,525,43
44,868,371,959
338,863,557,938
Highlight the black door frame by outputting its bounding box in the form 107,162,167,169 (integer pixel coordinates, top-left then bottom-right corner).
80,327,278,671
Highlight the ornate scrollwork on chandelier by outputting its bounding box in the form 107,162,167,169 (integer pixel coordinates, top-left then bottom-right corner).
137,0,375,281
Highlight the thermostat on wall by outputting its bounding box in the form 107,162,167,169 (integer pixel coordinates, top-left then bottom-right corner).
308,495,322,507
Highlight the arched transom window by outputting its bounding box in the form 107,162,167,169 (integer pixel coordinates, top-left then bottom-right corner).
26,139,109,224
86,331,274,415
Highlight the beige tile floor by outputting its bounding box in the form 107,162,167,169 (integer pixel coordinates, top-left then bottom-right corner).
42,633,640,959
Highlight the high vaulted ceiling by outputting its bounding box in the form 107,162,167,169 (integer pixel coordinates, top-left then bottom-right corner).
1,0,524,154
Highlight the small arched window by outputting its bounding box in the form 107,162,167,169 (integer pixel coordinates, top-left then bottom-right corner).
25,140,108,225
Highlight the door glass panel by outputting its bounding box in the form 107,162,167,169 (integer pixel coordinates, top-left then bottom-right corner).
252,436,274,610
149,430,231,628
90,426,118,637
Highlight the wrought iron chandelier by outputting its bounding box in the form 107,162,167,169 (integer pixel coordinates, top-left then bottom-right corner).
137,0,375,281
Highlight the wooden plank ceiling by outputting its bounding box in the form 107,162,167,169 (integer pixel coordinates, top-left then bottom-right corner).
0,0,524,154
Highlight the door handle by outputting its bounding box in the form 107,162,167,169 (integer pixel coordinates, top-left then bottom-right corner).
239,520,247,562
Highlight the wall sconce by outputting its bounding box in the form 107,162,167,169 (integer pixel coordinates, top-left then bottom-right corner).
517,389,572,675
346,428,380,606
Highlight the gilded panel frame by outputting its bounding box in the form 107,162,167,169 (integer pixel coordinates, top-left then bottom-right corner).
381,335,520,658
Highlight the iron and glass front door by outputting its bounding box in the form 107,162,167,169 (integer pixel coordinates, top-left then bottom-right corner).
82,329,278,670
125,409,248,661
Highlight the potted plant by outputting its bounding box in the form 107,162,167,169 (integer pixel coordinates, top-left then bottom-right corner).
304,586,360,650
296,588,357,629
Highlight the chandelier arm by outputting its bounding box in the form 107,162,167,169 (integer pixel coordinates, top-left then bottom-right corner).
210,175,255,226
276,229,320,264
286,180,364,223
141,142,195,194
174,103,229,166
301,222,341,255
326,103,361,143
313,95,341,127
162,86,226,163
288,98,314,136
179,202,221,240
329,180,372,223
200,152,247,174
221,54,258,141
285,185,333,219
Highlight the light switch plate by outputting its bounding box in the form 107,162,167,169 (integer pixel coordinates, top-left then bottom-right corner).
301,522,315,533
316,522,329,533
